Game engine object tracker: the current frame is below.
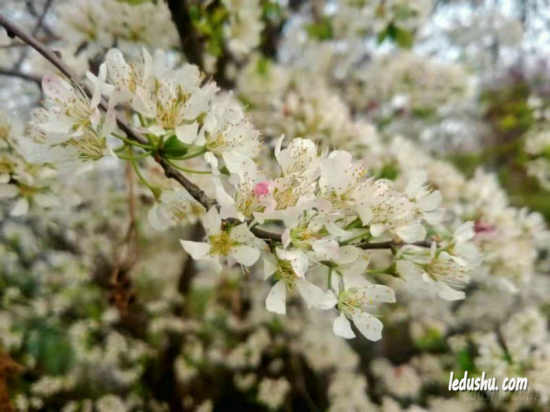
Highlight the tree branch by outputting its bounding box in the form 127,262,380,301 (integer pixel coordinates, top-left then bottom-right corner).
165,0,204,69
358,240,431,250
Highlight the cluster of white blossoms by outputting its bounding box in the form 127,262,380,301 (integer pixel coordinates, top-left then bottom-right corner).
524,125,550,190
17,46,484,341
354,51,469,115
0,112,58,218
222,0,265,57
332,0,433,37
470,307,550,405
24,69,115,167
56,0,179,53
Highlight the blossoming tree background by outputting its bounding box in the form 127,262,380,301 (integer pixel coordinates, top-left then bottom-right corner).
1,0,550,411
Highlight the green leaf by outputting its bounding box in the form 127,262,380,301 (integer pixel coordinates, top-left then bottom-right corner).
117,0,151,4
377,163,400,180
25,324,74,375
377,27,390,44
306,18,333,41
456,348,476,373
414,327,447,352
394,26,414,48
256,56,271,76
263,1,282,21
161,135,189,158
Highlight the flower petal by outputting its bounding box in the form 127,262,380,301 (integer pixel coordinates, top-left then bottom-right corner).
266,280,286,315
148,204,172,231
333,313,355,339
396,222,426,243
10,198,29,216
437,282,465,301
175,122,198,144
180,240,210,260
296,278,337,310
231,245,260,266
202,207,221,236
352,312,383,341
0,184,18,199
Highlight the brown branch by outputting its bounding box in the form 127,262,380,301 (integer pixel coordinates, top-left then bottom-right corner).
108,163,140,315
165,0,204,69
358,240,431,250
0,352,23,412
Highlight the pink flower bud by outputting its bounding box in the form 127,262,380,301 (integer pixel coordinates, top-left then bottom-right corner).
254,181,271,197
474,220,495,234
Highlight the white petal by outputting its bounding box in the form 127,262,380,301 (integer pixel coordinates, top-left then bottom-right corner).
336,245,361,264
312,238,340,260
281,228,291,248
213,180,235,213
357,206,373,226
230,224,255,243
202,207,221,236
405,169,427,198
296,278,337,310
42,75,73,103
437,283,465,301
10,198,29,216
0,184,18,199
454,222,475,243
424,209,444,225
370,223,387,237
204,152,218,172
396,222,426,243
33,193,59,208
274,135,285,165
0,27,10,46
105,49,131,89
180,240,210,260
339,257,368,278
222,151,257,178
175,122,198,144
352,312,383,341
320,151,353,192
363,284,396,303
266,280,286,315
231,245,260,266
263,254,277,279
418,190,441,212
333,313,355,339
342,272,371,289
148,204,172,231
276,248,308,277
396,260,423,280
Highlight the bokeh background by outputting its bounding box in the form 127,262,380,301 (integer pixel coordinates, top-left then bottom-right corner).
1,1,550,411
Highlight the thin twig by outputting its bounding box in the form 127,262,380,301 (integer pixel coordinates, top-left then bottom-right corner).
14,0,54,70
0,68,41,84
358,240,431,249
26,0,55,37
